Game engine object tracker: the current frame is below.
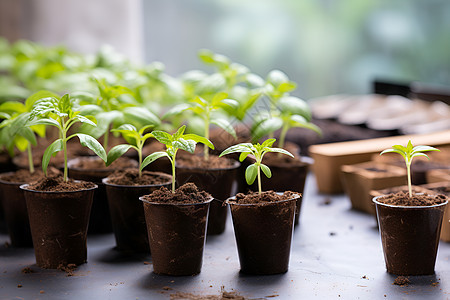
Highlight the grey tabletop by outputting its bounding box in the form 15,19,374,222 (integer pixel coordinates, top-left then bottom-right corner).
0,174,449,299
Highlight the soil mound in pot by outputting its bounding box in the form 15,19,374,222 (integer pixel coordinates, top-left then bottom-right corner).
377,191,447,206
106,169,171,186
141,183,211,204
70,157,134,170
25,175,96,192
232,190,298,205
176,154,235,169
0,168,60,183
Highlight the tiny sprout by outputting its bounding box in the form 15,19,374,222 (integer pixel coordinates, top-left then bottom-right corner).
219,138,293,195
380,140,439,198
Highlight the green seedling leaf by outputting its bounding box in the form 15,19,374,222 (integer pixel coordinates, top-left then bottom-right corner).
75,133,107,162
211,118,237,139
25,90,59,111
239,151,250,162
42,139,63,175
141,151,169,171
268,147,295,158
260,164,272,178
245,164,258,185
173,138,196,153
152,130,173,145
183,133,215,150
106,144,133,166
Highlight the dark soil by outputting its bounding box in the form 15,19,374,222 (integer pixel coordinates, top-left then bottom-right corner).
106,169,171,186
70,156,136,170
141,183,211,204
57,263,77,276
170,288,247,300
25,175,96,192
231,190,298,205
176,154,236,169
377,191,447,206
393,276,410,286
0,168,58,184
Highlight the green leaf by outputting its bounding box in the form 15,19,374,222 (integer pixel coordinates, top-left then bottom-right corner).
141,151,169,170
245,164,258,185
211,92,228,106
237,92,262,120
267,70,289,87
380,149,406,159
211,118,237,139
219,143,253,157
260,164,272,178
277,82,297,93
106,144,132,166
152,130,172,146
27,117,61,129
162,103,190,119
25,90,59,111
412,145,440,153
267,147,294,158
17,127,37,146
13,135,29,152
173,138,196,153
42,139,63,175
59,94,71,114
278,96,311,120
182,133,215,149
290,115,322,135
411,153,430,160
0,101,26,114
75,133,107,162
173,125,186,140
252,117,283,141
261,138,276,148
239,151,250,162
122,107,160,127
76,115,97,127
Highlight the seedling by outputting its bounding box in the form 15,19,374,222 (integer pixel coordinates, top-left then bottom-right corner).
136,125,213,192
163,91,237,160
219,138,293,195
380,140,440,198
27,93,107,182
105,124,155,178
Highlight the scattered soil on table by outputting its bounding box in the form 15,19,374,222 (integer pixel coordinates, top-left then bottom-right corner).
0,168,59,184
377,191,447,206
141,183,211,204
21,267,34,274
176,154,236,169
230,190,297,205
25,175,96,192
393,276,410,286
170,288,247,300
57,263,77,276
106,169,171,186
70,156,136,170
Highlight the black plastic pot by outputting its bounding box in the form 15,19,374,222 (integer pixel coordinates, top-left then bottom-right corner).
103,173,172,253
68,157,137,234
227,194,299,275
20,183,97,269
176,160,240,235
140,196,212,276
373,195,447,275
0,173,32,247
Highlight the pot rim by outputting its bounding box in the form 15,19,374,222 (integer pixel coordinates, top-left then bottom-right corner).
225,192,301,207
19,181,98,194
175,158,240,171
68,156,138,173
102,173,172,188
372,194,448,209
139,195,214,206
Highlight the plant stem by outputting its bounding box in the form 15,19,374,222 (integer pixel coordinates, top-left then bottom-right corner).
138,148,142,178
62,131,68,182
278,123,289,150
407,162,412,198
103,129,109,152
27,144,34,174
204,110,210,161
171,158,176,193
257,164,262,195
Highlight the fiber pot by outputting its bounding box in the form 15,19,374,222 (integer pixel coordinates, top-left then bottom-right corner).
68,157,138,234
20,183,97,269
176,160,240,235
0,173,32,247
227,193,299,275
103,173,172,253
373,195,447,275
250,157,312,226
140,196,212,276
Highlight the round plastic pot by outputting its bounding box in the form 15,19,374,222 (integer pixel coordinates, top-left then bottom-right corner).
227,194,299,275
140,196,212,276
373,195,447,275
175,160,240,235
103,173,171,253
0,173,32,247
68,157,137,234
20,183,97,269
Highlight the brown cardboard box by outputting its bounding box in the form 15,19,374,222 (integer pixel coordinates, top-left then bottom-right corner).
309,130,450,194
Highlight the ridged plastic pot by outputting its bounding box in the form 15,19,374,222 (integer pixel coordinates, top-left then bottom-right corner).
140,196,212,276
68,157,137,234
373,195,447,275
176,160,240,235
20,183,97,269
103,173,171,253
0,173,32,247
227,194,299,275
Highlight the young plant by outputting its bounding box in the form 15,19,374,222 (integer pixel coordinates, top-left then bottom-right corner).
163,91,237,160
27,93,107,182
136,125,213,192
105,124,155,177
219,138,293,195
380,140,440,198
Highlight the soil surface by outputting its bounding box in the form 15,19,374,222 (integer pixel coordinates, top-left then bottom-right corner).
0,169,52,184
70,156,136,170
377,191,447,206
25,175,96,192
141,183,211,204
176,154,236,169
262,152,306,167
231,190,298,205
105,169,171,186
